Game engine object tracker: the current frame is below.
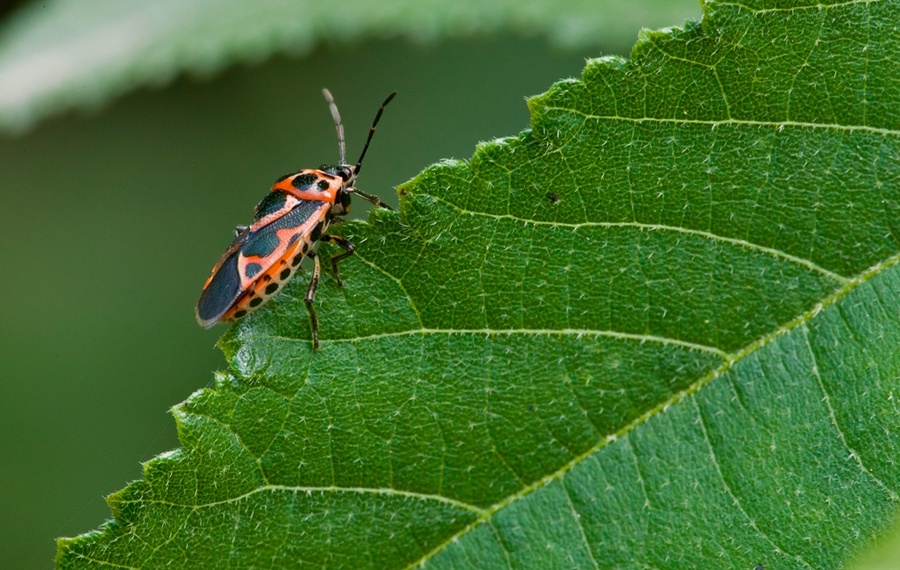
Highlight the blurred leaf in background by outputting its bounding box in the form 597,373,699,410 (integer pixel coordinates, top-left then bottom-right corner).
0,0,702,568
45,0,900,569
0,0,698,132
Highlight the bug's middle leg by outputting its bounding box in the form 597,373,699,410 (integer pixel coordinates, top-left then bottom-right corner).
305,250,322,349
319,234,355,287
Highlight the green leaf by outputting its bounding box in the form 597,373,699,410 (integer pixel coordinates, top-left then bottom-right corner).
58,0,900,568
0,0,698,132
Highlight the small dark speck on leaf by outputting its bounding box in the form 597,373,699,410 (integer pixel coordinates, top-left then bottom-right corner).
547,192,558,203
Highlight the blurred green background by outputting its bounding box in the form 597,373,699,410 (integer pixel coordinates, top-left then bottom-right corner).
0,3,699,567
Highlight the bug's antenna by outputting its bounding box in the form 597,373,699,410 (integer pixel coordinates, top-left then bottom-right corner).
322,88,346,166
354,91,397,176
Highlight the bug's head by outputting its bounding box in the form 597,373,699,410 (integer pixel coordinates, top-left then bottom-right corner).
323,166,354,216
320,164,355,183
336,164,356,184
321,89,397,212
316,164,356,216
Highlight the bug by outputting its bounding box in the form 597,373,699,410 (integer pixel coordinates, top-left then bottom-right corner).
196,88,396,348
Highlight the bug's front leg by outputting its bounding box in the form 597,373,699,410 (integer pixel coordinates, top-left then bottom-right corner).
353,189,393,210
305,250,322,349
319,234,355,288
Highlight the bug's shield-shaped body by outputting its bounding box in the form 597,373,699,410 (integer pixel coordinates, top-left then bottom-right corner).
197,88,396,348
195,170,340,327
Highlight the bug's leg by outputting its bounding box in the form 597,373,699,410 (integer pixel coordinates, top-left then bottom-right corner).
305,251,322,349
319,235,355,287
352,189,393,210
233,225,249,237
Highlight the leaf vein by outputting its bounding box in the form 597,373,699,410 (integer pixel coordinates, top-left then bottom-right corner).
560,477,601,570
485,340,529,487
541,108,899,136
350,250,426,329
692,397,814,569
801,324,899,501
63,552,137,569
186,410,267,485
125,484,487,516
410,251,900,567
253,328,729,358
715,0,881,15
422,194,850,283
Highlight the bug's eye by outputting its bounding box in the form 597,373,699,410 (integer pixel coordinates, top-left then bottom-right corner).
339,166,353,181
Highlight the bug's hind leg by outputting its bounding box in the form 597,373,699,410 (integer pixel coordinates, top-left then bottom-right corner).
320,235,355,288
305,250,322,349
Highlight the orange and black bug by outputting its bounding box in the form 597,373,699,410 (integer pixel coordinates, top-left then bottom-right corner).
196,89,396,348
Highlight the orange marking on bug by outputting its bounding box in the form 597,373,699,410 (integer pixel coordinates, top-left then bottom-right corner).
235,211,327,289
196,89,397,349
221,237,310,320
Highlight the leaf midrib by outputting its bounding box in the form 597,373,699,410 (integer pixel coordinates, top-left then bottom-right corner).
236,226,899,567
399,250,900,568
232,38,899,565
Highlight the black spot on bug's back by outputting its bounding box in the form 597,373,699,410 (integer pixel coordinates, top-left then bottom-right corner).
292,173,317,190
292,254,303,266
254,191,289,220
249,297,263,308
280,268,291,280
265,282,279,295
245,262,262,278
243,231,280,259
317,180,330,190
234,310,247,319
